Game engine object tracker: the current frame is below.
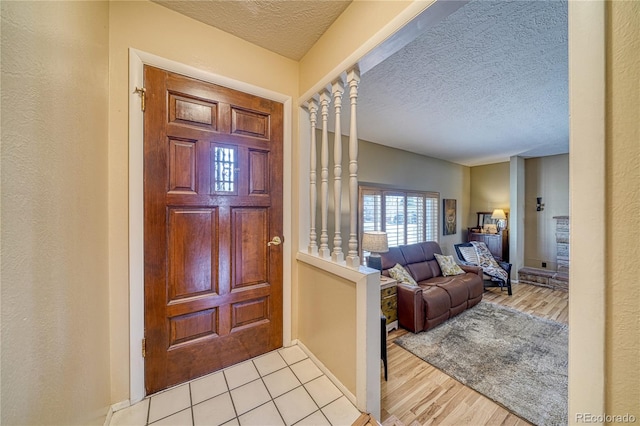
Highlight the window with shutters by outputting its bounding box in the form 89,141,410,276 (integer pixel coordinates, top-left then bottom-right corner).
359,185,439,259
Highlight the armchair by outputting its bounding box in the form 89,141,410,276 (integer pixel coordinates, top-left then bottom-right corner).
454,242,513,295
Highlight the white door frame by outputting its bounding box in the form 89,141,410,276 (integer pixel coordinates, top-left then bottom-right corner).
128,48,293,402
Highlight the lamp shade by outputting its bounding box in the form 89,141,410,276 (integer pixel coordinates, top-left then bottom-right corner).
362,231,388,254
491,209,507,220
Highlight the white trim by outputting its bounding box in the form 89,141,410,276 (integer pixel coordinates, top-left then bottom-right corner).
110,400,131,413
356,272,381,419
567,1,606,422
103,406,113,426
128,50,145,404
298,108,312,252
296,251,376,282
128,49,293,402
103,400,131,426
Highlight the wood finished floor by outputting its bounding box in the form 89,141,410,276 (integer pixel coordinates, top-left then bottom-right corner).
380,283,569,426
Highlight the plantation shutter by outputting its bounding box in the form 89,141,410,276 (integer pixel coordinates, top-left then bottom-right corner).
358,185,440,261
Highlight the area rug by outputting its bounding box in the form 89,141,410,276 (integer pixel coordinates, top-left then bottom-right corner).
394,301,567,426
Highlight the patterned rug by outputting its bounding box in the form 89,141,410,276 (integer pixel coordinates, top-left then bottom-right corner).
394,301,567,426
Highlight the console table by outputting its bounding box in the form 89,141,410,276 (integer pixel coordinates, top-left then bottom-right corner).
380,276,397,382
380,276,398,331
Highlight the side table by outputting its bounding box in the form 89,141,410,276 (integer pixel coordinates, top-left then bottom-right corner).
380,276,398,332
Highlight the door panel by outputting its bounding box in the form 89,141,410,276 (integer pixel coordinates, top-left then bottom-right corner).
249,150,270,195
232,208,268,288
168,139,197,194
169,308,218,348
144,66,283,394
231,107,270,139
167,209,218,300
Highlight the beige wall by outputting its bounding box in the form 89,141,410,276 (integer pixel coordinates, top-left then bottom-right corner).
108,0,299,402
1,1,111,424
297,262,357,394
469,162,510,226
358,140,471,255
524,154,569,270
606,0,640,416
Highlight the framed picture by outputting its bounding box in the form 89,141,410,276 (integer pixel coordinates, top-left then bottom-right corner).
443,199,457,235
476,212,494,228
476,211,508,231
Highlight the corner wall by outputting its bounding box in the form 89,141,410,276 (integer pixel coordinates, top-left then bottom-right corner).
297,262,357,394
605,0,640,416
1,2,111,424
524,154,569,270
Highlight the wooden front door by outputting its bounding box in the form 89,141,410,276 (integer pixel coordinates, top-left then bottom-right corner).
143,66,283,394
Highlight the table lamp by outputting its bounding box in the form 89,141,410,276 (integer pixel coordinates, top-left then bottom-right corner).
362,231,388,270
491,209,507,232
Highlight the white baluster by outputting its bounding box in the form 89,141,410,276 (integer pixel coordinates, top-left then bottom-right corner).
307,99,319,255
332,78,345,263
319,90,331,259
346,68,361,268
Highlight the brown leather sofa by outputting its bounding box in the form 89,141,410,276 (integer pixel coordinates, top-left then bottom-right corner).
380,241,484,333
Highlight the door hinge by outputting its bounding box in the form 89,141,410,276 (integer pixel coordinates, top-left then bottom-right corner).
142,338,146,358
134,87,146,112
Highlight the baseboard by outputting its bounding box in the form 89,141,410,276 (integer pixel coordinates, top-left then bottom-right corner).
295,341,357,406
103,400,131,426
103,407,113,426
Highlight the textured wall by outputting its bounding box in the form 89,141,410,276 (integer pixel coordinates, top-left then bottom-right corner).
524,154,569,270
297,262,356,395
606,0,640,416
0,1,110,424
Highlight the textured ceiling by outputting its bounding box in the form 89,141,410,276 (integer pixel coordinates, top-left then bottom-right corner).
155,0,568,167
152,0,351,60
352,0,569,166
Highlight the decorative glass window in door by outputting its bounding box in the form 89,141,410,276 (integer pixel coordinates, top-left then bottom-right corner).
212,145,237,194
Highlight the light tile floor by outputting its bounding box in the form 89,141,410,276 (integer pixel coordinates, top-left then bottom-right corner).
110,346,361,426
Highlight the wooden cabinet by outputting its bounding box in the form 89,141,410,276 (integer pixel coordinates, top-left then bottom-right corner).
380,276,398,331
467,230,509,262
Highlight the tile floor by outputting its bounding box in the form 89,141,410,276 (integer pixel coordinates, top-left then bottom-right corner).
110,345,362,426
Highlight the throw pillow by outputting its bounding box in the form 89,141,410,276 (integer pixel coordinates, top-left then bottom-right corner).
434,253,465,277
388,263,418,286
458,246,479,265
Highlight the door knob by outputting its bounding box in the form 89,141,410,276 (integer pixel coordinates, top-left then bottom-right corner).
267,236,282,247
